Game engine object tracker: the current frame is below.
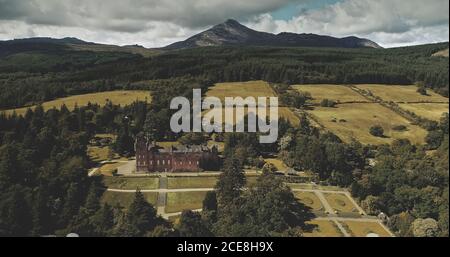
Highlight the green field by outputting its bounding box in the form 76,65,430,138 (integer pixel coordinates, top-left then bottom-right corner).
303,220,343,237
167,176,218,189
166,191,209,213
342,221,392,237
356,84,449,103
2,90,151,116
102,176,159,190
101,191,158,208
308,103,428,145
294,192,325,214
293,84,369,104
324,193,360,215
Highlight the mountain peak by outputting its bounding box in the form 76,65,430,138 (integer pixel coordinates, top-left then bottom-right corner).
164,19,381,50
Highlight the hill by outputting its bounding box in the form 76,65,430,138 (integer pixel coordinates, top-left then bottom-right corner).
165,19,381,49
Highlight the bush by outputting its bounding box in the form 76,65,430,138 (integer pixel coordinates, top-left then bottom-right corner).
392,125,407,131
320,99,337,107
369,125,385,137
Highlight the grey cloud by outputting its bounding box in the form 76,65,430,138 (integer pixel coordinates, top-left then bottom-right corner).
0,0,301,32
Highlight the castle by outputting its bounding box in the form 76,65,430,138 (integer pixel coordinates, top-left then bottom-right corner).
135,136,219,173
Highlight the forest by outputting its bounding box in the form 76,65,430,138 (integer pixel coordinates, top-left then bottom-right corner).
0,42,448,110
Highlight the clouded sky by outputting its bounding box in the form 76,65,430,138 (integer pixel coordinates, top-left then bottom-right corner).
0,0,448,48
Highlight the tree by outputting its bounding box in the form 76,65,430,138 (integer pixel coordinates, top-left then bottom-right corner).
412,218,440,237
202,191,218,212
127,190,158,235
320,99,337,108
215,157,246,207
370,125,385,137
177,210,213,237
214,171,314,237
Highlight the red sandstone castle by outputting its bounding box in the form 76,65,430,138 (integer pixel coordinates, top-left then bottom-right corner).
135,136,219,173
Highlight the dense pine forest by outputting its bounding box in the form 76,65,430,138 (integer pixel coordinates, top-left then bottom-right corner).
0,42,448,110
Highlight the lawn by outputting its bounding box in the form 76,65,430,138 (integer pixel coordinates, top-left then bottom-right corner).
166,191,209,213
294,192,325,214
167,176,218,189
308,103,428,145
399,103,449,121
2,90,151,116
324,193,360,215
97,162,128,176
342,221,392,237
101,191,158,208
87,146,111,162
302,220,343,237
356,84,449,103
206,81,276,102
293,84,369,104
264,158,289,171
102,176,159,190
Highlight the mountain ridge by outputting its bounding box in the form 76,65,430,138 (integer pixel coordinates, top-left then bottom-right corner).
165,19,382,49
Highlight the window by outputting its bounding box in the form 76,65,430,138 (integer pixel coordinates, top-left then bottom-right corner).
163,160,165,165
157,160,160,165
168,160,171,165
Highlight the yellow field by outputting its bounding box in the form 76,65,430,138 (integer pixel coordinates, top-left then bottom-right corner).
324,193,359,214
202,107,298,126
264,158,289,171
101,191,158,208
303,220,343,237
356,85,449,103
293,84,369,104
399,103,449,121
294,192,324,213
342,221,392,237
206,81,276,102
166,191,208,213
2,90,151,116
87,146,111,162
167,177,218,189
308,103,428,145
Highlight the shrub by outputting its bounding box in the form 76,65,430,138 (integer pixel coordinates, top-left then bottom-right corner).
392,125,407,131
320,99,337,107
370,125,384,137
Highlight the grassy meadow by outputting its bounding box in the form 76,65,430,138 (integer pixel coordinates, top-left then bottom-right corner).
308,103,428,145
2,90,151,116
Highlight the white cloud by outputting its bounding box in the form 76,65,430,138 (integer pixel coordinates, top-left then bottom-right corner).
246,0,449,47
0,0,448,48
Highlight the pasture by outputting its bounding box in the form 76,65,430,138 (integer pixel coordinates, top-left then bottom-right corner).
399,103,449,121
2,90,151,116
308,103,428,145
202,107,299,126
356,84,449,103
292,84,369,104
205,81,277,102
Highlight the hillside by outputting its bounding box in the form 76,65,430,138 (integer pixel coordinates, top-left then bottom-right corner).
165,19,381,49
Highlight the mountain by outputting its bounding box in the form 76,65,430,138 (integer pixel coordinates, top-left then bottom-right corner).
0,37,159,58
165,19,382,49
